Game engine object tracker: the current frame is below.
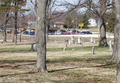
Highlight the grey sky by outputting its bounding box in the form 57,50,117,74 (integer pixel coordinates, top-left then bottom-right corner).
25,0,87,14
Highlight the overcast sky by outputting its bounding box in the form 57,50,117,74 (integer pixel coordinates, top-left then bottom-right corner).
56,0,78,4
25,0,86,14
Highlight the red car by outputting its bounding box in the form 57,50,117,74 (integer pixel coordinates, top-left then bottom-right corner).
62,31,70,35
72,30,81,35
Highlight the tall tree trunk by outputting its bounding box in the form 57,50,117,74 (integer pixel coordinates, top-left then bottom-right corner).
99,0,108,46
110,20,118,61
115,0,120,82
14,11,17,45
33,0,48,72
34,0,38,42
12,31,15,42
3,12,9,42
99,19,108,46
68,21,70,30
97,19,100,42
14,2,18,45
109,0,118,62
3,23,7,42
46,0,51,42
46,24,49,42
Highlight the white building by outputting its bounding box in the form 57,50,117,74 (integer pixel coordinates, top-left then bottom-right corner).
88,18,97,27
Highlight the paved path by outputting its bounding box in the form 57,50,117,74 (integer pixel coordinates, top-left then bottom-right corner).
49,34,114,38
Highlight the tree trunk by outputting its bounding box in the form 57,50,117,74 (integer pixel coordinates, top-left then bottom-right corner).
46,24,49,42
14,2,18,45
115,0,120,82
99,19,108,46
3,13,9,42
110,19,118,61
68,21,70,30
99,0,108,46
12,31,15,42
46,2,51,42
33,0,48,72
98,19,100,42
3,23,7,42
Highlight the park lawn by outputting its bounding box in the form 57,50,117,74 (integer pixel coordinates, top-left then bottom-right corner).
0,42,116,83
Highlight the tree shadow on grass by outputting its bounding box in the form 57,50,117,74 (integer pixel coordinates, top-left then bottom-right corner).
0,56,116,78
0,63,115,78
48,67,81,73
0,72,37,77
0,60,37,78
0,62,36,69
0,60,36,64
48,62,116,73
0,59,36,71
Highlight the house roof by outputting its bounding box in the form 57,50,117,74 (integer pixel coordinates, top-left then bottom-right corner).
28,23,57,29
50,25,57,28
49,25,58,31
28,22,35,29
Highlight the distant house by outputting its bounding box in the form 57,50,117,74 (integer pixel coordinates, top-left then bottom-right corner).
49,25,58,32
28,21,36,32
88,18,97,27
28,21,58,32
54,22,64,29
51,12,66,29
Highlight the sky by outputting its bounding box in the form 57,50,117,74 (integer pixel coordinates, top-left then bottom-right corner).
56,0,79,4
52,0,87,13
24,0,87,14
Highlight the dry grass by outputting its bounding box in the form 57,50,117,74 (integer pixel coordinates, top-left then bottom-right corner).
0,41,116,83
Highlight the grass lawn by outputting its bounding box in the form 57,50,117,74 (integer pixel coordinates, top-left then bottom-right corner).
0,41,116,83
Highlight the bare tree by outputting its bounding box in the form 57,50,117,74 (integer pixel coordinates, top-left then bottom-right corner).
0,0,11,42
30,0,57,41
98,0,108,46
2,11,10,42
57,0,108,46
46,0,52,41
110,0,118,62
114,0,120,82
110,27,118,61
32,0,48,72
85,0,109,46
12,0,28,45
13,1,18,45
